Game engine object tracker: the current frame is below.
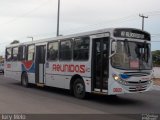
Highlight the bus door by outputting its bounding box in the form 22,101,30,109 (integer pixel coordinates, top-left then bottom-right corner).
35,44,46,84
91,33,110,92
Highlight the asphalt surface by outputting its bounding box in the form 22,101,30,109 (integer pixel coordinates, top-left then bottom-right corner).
0,74,160,120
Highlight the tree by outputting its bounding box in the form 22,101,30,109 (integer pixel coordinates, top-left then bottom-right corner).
10,40,19,44
152,50,160,67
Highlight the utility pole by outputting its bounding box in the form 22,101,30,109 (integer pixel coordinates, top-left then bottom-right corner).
57,0,60,36
139,14,148,31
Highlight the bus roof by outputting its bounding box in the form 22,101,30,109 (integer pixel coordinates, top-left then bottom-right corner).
6,27,150,48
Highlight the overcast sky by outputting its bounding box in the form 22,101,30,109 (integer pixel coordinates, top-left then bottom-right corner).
0,0,160,56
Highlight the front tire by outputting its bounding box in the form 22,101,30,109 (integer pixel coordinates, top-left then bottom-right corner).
21,72,29,87
73,78,86,99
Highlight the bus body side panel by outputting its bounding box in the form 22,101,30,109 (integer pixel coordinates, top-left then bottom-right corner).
21,60,35,84
27,73,35,84
5,61,21,81
45,61,92,92
4,61,12,78
11,61,21,81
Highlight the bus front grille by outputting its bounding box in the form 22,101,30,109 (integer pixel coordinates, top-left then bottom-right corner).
128,81,148,84
128,86,147,92
121,80,151,87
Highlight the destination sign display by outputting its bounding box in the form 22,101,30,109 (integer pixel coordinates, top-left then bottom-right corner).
113,28,151,40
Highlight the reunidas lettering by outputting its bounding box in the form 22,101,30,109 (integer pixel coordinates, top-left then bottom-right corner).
52,64,86,73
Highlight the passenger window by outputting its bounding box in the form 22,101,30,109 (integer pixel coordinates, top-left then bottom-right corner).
47,42,58,61
19,46,26,61
6,48,12,61
12,47,19,61
27,45,35,61
73,37,90,60
60,40,72,60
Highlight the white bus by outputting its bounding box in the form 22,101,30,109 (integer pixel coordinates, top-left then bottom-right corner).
5,28,153,98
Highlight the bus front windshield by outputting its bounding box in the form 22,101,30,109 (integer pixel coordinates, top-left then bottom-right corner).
111,40,152,70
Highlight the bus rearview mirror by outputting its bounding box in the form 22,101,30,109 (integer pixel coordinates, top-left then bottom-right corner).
109,41,117,58
112,41,117,52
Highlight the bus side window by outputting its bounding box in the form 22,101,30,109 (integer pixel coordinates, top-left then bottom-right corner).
73,37,90,61
12,47,19,61
47,42,58,61
27,45,35,61
59,40,72,60
18,46,26,61
6,48,12,61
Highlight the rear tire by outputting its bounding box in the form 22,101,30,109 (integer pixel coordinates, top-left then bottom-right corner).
73,78,86,99
21,72,29,87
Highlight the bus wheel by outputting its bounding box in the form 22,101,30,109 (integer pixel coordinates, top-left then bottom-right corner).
21,73,29,87
73,78,86,99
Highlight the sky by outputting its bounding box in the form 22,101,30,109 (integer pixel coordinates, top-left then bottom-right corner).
0,0,160,56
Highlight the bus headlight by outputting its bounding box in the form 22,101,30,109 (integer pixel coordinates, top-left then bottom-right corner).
112,74,120,81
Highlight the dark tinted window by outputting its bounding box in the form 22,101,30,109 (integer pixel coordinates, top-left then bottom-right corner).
6,48,12,61
19,46,26,61
47,42,58,61
73,37,90,60
60,40,72,60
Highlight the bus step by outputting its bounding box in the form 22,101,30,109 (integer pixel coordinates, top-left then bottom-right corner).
92,91,108,95
36,83,45,87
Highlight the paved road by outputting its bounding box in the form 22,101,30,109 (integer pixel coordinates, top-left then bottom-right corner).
0,74,160,119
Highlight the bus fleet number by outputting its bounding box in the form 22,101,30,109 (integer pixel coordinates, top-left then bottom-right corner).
113,88,122,92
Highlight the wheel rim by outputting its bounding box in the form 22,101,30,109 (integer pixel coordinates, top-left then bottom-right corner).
75,83,84,95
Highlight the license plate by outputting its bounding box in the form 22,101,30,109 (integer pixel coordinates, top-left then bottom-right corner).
136,86,142,90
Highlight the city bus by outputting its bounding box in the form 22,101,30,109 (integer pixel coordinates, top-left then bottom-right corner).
4,28,153,98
